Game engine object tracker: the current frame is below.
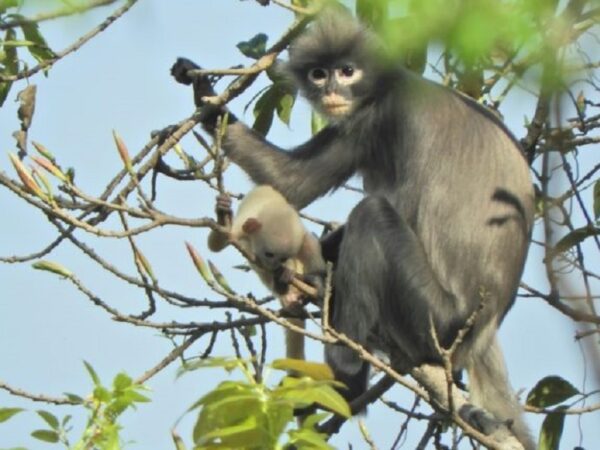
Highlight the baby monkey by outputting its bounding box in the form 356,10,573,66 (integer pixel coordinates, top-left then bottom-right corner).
208,185,326,360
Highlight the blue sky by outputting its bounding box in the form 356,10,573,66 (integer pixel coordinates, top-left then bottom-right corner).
1,1,599,448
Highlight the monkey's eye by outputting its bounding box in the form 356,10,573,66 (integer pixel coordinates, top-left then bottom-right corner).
335,65,363,86
340,65,355,77
264,251,275,259
308,68,328,85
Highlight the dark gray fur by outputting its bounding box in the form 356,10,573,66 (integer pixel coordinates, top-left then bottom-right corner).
172,9,535,449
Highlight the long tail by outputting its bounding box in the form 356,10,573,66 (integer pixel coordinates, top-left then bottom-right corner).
285,318,306,360
467,336,536,450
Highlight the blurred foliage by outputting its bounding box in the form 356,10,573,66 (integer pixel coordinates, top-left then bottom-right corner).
0,363,149,449
0,1,55,105
245,0,600,134
175,357,349,449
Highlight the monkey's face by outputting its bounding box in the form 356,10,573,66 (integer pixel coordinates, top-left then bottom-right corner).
256,248,290,271
302,62,365,119
249,233,295,271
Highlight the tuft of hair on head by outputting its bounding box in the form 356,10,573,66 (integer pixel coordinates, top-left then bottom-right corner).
285,5,379,81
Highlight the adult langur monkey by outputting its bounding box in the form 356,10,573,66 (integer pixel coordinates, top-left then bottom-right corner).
207,185,326,361
171,7,535,449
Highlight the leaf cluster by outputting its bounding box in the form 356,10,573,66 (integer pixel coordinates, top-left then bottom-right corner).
526,375,581,450
0,0,56,105
0,362,149,450
178,357,350,449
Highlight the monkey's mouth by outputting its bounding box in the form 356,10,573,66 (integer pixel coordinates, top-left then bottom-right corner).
322,102,352,116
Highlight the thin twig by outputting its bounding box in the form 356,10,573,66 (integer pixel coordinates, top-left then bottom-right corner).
0,0,139,82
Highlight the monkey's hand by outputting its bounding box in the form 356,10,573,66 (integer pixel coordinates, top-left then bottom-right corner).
171,58,216,99
215,193,233,228
273,265,295,290
282,269,323,303
300,272,325,301
171,57,237,132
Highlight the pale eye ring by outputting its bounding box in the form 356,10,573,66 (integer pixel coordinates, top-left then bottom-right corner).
308,67,328,85
335,65,363,86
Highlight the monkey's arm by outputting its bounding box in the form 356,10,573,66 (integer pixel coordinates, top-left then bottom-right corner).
225,124,354,209
295,232,326,294
171,58,356,209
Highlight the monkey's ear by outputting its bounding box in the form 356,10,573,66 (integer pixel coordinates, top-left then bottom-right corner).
242,218,262,234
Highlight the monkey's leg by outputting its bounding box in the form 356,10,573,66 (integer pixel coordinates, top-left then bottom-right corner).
285,319,306,361
326,196,469,400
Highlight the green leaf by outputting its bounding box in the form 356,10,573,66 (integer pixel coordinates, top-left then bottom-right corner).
276,378,350,418
31,429,59,443
172,430,188,450
526,376,579,408
61,414,72,427
36,410,59,430
185,242,212,284
253,84,296,135
19,18,56,64
188,380,255,412
83,361,101,386
191,380,267,444
198,414,263,447
112,372,133,391
32,260,72,278
253,86,277,136
304,384,351,418
0,80,12,107
0,407,24,423
64,393,84,404
272,359,335,380
538,408,566,450
593,181,600,221
118,388,151,404
356,0,388,28
1,28,19,107
178,356,242,377
311,111,328,135
288,427,334,449
93,386,111,403
240,323,257,338
194,399,263,444
2,39,35,47
275,92,295,125
236,33,268,59
263,401,293,443
3,29,18,69
0,0,19,14
208,260,235,294
553,226,600,255
300,412,330,430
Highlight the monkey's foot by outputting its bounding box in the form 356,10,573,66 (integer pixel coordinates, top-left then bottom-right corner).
459,404,509,437
280,290,304,311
